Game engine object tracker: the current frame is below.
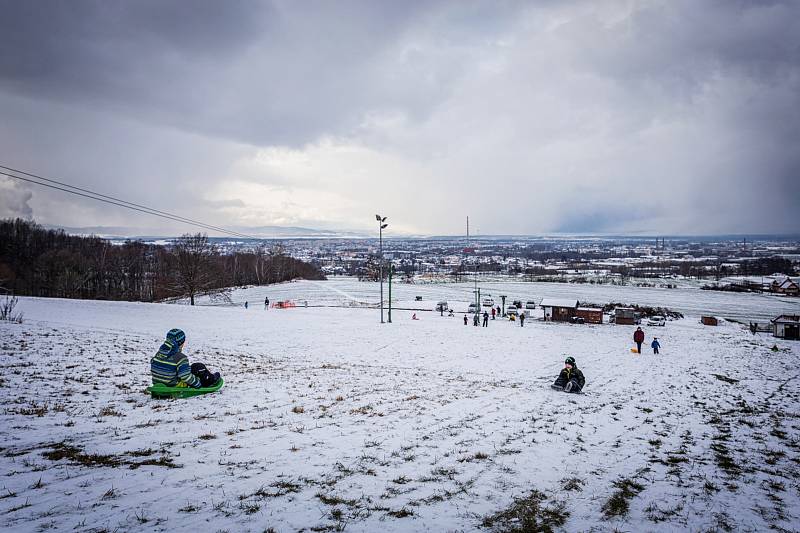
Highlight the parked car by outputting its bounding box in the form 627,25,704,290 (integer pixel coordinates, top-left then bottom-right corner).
506,306,518,317
482,296,495,307
512,300,522,308
436,301,448,312
570,316,585,324
647,315,666,326
468,303,479,313
525,300,536,309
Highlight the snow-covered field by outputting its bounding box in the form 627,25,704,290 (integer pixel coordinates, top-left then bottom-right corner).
203,277,800,323
2,281,800,532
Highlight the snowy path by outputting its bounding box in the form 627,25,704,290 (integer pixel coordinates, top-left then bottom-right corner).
1,291,799,532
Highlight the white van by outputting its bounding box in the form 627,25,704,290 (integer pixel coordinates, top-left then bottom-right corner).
525,300,536,309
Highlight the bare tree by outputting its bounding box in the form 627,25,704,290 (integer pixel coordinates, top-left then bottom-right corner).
173,233,216,305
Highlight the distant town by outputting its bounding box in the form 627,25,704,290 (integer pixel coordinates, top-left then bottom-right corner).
185,235,800,293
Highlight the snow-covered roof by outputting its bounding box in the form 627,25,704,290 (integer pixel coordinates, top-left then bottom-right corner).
577,307,603,312
772,315,800,324
540,298,578,308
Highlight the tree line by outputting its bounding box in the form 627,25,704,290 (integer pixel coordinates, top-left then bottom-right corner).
0,218,325,304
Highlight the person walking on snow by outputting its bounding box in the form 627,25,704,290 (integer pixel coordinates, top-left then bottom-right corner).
483,311,489,327
491,307,496,320
520,311,526,327
264,296,269,309
463,314,468,326
244,301,248,310
651,337,661,354
634,326,645,353
473,313,479,326
552,356,585,393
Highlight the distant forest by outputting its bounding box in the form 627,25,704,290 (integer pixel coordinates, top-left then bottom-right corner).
0,218,325,304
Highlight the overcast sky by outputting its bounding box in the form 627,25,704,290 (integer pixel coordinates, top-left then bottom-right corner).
1,0,798,236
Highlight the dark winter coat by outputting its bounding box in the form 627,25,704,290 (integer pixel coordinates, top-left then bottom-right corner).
633,329,645,344
554,365,586,389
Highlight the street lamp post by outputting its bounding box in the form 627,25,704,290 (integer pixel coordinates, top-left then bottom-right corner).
376,214,388,324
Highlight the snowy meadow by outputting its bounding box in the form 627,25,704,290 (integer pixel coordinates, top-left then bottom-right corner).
1,279,799,532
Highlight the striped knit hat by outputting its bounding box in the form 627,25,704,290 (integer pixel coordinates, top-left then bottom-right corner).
166,328,185,345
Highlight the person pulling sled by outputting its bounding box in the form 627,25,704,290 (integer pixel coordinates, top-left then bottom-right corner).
551,356,585,393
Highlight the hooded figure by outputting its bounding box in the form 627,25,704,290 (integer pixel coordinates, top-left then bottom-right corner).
151,329,219,388
552,356,586,393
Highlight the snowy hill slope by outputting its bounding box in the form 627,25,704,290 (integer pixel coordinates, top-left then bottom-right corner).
1,290,799,532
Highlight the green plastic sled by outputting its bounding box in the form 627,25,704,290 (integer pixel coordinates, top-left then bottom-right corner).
146,378,224,399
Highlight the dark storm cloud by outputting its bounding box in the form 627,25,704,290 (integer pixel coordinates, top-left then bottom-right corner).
0,0,436,146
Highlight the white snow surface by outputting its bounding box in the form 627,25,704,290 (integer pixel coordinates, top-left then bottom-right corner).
1,281,800,532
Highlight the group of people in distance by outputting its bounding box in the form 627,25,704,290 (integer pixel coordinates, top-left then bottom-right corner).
149,322,660,397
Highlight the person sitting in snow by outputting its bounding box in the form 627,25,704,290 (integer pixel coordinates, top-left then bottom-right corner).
151,328,220,388
552,356,585,393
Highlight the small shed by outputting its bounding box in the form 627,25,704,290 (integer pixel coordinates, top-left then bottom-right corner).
777,278,799,297
701,316,718,326
540,298,579,322
576,307,603,324
614,307,637,325
772,315,800,340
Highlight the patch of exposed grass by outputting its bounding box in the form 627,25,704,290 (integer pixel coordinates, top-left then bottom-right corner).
561,477,584,492
97,406,123,417
644,501,684,523
601,477,646,519
711,374,739,384
482,490,567,533
387,507,414,518
43,442,122,468
710,442,742,477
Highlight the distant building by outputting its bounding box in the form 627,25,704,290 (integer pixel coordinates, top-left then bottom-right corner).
614,307,637,325
576,307,603,324
772,315,800,340
540,298,579,322
776,278,799,297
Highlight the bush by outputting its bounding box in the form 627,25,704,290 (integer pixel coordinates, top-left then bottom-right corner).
0,292,23,323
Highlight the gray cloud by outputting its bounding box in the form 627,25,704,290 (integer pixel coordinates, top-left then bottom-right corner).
0,0,798,235
0,176,33,219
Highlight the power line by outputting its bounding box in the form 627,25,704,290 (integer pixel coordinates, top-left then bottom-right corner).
0,164,261,240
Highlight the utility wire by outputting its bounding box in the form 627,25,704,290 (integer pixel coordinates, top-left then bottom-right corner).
0,164,261,240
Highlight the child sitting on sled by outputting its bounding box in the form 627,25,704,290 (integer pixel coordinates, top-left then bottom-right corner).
151,328,220,388
552,356,585,393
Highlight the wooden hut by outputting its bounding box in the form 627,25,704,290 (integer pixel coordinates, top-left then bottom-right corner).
772,315,800,340
701,316,718,326
575,307,603,324
614,307,637,325
540,298,579,322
